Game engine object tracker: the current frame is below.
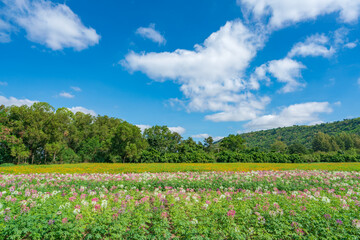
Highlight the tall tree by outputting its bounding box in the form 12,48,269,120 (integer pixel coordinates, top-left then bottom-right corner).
220,134,246,152
111,121,148,163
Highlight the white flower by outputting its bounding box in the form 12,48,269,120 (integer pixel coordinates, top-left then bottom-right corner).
322,197,331,203
73,209,81,215
191,219,198,225
101,200,108,209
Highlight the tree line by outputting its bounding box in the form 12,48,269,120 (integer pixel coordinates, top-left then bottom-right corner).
1,102,360,165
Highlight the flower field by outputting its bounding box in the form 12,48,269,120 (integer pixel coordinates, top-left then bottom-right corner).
1,170,360,239
2,162,360,174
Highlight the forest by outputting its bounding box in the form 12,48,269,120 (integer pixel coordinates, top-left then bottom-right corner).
1,102,360,165
240,117,360,150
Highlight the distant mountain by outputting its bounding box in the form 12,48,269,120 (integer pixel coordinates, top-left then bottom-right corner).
239,118,360,150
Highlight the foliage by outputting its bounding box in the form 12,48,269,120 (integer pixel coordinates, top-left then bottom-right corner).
240,117,360,150
2,102,360,165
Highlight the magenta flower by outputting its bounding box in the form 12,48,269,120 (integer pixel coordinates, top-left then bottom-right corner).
161,212,168,218
227,210,235,217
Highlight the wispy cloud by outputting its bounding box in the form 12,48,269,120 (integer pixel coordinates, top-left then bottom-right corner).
136,23,166,45
71,86,81,92
0,81,8,86
59,92,74,98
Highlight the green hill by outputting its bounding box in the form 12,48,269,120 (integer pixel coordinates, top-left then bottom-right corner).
239,118,360,150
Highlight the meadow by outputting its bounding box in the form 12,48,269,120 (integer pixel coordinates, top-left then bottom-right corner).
2,162,360,174
1,168,360,239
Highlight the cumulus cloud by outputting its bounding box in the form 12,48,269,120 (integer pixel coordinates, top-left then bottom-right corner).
168,126,186,135
68,106,96,116
136,124,151,133
2,0,100,50
136,23,166,45
191,133,210,139
288,34,335,58
124,20,269,122
0,95,38,107
71,86,81,92
250,58,306,93
205,94,270,122
59,92,74,98
239,0,360,29
245,102,333,131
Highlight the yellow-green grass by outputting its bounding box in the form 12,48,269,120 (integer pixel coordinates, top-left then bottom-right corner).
1,162,360,174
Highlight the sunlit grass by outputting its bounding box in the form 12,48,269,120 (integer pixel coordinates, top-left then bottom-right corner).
1,162,360,174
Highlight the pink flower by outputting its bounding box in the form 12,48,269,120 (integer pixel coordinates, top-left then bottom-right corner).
80,194,87,199
296,228,305,235
94,204,101,211
69,196,76,202
161,212,169,218
227,210,235,217
62,218,68,224
92,198,99,203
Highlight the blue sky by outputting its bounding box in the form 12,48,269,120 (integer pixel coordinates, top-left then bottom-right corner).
0,0,360,141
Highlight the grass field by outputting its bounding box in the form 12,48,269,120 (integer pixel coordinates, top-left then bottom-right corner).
1,162,360,174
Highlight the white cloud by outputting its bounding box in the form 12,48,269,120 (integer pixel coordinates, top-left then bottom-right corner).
71,86,81,92
124,20,268,122
204,94,270,122
136,124,151,133
68,106,96,116
192,133,210,139
358,78,360,86
59,92,74,98
213,136,224,141
239,0,360,29
192,134,224,141
245,102,333,131
2,0,100,50
251,58,306,93
288,34,335,58
0,19,11,43
344,42,357,49
136,23,166,45
0,95,37,107
136,125,186,135
168,126,186,135
0,81,8,86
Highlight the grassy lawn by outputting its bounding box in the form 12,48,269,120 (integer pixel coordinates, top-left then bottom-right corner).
1,162,360,174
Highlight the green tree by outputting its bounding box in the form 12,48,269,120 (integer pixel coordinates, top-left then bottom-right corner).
111,122,148,163
204,136,214,153
220,134,246,152
288,142,307,154
143,126,182,154
270,140,287,153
